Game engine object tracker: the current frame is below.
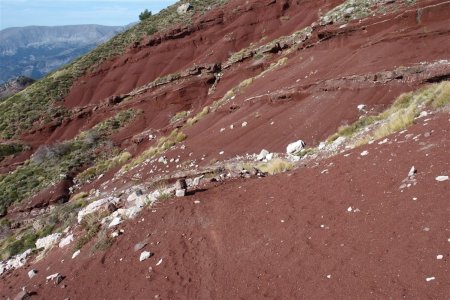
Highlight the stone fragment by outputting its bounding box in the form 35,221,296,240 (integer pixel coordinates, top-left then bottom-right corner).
72,250,81,259
36,233,62,250
286,140,305,155
28,269,38,279
140,251,153,262
257,149,270,161
435,176,449,182
177,3,192,15
59,234,74,248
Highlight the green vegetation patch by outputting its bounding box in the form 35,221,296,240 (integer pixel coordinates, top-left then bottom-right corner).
0,109,138,213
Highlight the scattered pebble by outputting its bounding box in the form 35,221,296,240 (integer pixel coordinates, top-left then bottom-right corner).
241,121,248,127
326,274,331,279
436,255,443,260
378,138,389,145
72,250,80,259
219,151,224,155
28,269,38,279
425,276,435,282
347,207,353,212
281,220,285,223
194,200,201,204
412,197,418,201
139,251,153,262
435,176,449,182
408,166,416,177
360,150,369,156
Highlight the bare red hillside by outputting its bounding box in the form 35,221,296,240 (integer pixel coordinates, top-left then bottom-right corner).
1,0,449,299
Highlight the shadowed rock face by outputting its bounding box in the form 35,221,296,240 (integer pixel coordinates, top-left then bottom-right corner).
0,25,123,83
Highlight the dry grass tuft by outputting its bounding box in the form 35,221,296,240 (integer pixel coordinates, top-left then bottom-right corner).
258,158,293,175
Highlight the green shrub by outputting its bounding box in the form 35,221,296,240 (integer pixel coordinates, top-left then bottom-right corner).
139,9,152,21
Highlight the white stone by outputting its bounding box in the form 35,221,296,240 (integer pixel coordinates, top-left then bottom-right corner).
360,150,369,156
436,254,443,260
408,166,416,177
46,273,60,281
378,138,389,145
257,149,270,161
425,276,435,282
347,206,353,212
266,153,274,161
108,217,122,228
140,251,152,262
219,151,224,155
241,121,248,127
177,3,192,15
357,104,366,112
72,250,81,259
58,234,74,248
326,274,331,279
78,197,119,223
435,176,449,182
175,189,186,197
127,190,143,202
286,140,305,155
318,142,326,150
36,233,62,250
156,258,163,266
28,269,37,279
418,111,428,118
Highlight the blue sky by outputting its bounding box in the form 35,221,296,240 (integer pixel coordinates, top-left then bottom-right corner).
0,0,178,30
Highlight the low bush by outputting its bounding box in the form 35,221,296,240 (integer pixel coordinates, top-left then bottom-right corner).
258,158,293,175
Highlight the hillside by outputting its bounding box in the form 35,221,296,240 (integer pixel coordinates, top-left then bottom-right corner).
0,76,35,100
0,25,123,83
0,0,449,299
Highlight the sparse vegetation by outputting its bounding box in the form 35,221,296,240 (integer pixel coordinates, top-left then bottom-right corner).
123,128,187,171
74,210,109,251
258,158,294,175
327,81,450,146
0,195,87,259
0,109,138,212
0,143,28,161
186,106,210,126
76,151,132,184
92,230,114,252
170,110,190,124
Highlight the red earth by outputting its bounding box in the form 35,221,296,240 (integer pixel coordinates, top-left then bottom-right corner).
1,110,449,299
1,0,450,298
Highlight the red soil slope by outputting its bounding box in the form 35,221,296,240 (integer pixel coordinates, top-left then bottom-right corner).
2,110,448,299
1,0,450,298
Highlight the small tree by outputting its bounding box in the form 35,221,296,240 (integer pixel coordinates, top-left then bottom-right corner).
139,9,152,21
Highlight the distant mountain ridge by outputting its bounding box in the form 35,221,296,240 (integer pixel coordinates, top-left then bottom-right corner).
0,25,124,83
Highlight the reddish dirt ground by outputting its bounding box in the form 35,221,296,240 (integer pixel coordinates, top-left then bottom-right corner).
1,111,448,299
1,0,450,299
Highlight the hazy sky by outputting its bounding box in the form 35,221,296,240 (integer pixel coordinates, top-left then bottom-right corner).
0,0,178,30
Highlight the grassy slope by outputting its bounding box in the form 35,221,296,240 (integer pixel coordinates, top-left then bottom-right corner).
0,0,227,140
